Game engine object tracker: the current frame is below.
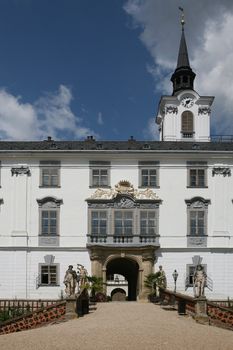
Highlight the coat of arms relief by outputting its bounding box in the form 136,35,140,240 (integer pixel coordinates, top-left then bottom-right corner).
89,180,159,200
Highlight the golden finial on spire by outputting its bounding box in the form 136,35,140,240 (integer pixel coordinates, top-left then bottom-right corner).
179,7,185,29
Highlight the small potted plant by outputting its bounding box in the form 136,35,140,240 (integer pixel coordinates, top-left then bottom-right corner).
87,276,104,302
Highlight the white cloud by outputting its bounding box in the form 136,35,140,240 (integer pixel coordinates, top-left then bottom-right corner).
124,0,233,136
143,117,159,140
193,14,233,134
0,90,40,140
0,85,97,141
97,112,103,125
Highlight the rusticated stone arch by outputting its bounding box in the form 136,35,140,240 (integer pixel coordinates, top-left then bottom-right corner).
103,253,142,270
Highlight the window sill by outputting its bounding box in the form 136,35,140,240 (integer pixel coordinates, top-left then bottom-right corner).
39,186,61,188
140,234,160,237
138,186,160,189
114,234,133,236
38,284,60,287
187,235,208,237
89,185,111,188
39,234,59,237
186,186,208,189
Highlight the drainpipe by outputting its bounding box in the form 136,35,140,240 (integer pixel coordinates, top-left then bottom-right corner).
25,174,29,299
102,268,107,294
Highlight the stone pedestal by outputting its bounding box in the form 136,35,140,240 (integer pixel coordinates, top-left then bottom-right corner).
195,297,209,324
65,297,77,320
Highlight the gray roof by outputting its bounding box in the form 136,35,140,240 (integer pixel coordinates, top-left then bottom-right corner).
0,139,233,152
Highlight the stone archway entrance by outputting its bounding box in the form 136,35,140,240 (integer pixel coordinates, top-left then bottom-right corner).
107,258,139,301
88,246,156,300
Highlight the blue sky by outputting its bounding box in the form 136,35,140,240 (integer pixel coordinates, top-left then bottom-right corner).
0,0,156,140
0,0,233,141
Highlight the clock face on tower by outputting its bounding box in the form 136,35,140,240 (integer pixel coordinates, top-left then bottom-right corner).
181,96,194,108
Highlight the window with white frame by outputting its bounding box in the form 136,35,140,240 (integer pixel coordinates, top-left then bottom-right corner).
37,197,63,236
139,161,159,187
91,210,107,236
41,210,57,235
40,161,60,187
89,161,110,187
114,210,133,236
39,264,58,285
187,161,207,188
140,210,157,235
185,197,210,236
190,210,205,236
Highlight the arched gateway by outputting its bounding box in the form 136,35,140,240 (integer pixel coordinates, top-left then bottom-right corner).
107,257,139,301
89,248,156,300
86,181,161,300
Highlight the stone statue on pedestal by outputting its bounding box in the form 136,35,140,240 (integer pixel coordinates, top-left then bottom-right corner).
77,264,88,288
157,265,167,289
193,264,206,297
63,265,78,297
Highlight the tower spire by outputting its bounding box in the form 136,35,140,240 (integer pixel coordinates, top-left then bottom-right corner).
177,7,190,68
179,6,185,29
171,8,196,95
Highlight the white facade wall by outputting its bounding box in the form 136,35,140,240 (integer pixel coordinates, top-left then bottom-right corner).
157,251,233,299
0,249,90,299
0,151,233,299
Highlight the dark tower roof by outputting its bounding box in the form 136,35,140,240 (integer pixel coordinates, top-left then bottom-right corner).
176,28,190,68
171,23,196,95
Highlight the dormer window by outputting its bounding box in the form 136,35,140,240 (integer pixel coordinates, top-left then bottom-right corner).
89,161,111,187
181,111,194,138
138,161,159,188
40,161,60,187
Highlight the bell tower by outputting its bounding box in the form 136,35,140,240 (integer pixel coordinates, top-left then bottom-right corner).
156,9,214,142
170,10,196,95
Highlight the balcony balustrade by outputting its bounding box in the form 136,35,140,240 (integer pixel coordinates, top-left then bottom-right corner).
87,234,160,246
181,131,194,139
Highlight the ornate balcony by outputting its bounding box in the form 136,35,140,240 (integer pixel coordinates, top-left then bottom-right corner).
87,234,160,247
86,181,162,248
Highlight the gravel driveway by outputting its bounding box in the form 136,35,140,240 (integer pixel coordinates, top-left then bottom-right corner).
0,302,233,350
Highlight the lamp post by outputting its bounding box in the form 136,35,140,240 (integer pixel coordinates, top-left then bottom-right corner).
172,270,178,293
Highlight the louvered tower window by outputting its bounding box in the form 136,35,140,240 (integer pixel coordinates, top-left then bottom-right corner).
182,111,194,138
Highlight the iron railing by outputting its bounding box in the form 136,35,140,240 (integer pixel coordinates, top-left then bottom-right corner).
210,299,233,308
0,299,59,323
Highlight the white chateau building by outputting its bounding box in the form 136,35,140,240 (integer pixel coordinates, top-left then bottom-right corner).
1,24,233,301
